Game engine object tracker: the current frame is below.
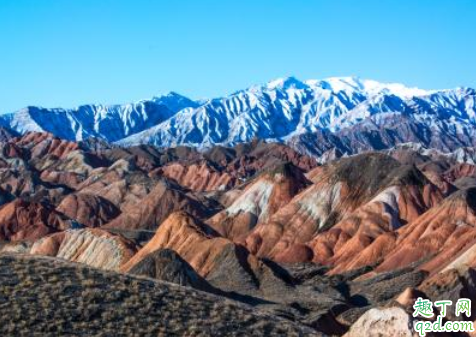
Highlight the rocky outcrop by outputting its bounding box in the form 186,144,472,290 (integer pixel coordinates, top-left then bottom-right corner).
35,150,105,176
443,163,476,183
419,268,476,321
349,266,428,306
40,170,85,189
344,307,418,337
221,140,318,177
0,126,19,142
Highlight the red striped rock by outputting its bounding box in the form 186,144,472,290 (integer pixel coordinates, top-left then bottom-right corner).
156,161,236,192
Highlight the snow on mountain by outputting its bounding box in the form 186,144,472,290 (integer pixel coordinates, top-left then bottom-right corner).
118,77,476,149
385,142,476,165
1,76,476,159
306,77,433,98
0,92,198,142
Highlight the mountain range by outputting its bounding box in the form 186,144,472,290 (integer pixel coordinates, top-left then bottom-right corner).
2,76,476,161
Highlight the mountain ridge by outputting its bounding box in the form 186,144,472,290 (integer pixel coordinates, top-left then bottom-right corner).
1,76,475,161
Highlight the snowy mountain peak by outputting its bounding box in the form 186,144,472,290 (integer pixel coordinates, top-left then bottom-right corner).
1,76,475,158
305,76,433,98
151,92,199,113
152,91,190,101
265,76,309,90
306,76,363,92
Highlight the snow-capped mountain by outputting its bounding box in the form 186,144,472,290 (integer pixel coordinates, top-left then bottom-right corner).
118,76,476,151
0,92,198,142
1,76,476,160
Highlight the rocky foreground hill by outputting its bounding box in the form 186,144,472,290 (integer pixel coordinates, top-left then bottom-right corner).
0,130,476,336
0,254,319,336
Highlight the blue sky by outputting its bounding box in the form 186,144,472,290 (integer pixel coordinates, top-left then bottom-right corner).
0,0,475,113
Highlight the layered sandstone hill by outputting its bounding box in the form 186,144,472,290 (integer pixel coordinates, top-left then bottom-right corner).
376,187,476,274
207,140,318,177
243,153,443,267
0,131,317,261
77,160,162,210
308,167,443,274
155,161,236,192
145,140,319,195
0,199,70,241
56,193,120,227
121,211,347,325
96,144,202,171
30,228,138,270
104,179,217,231
207,163,310,241
14,131,80,159
121,211,293,299
128,248,215,292
2,130,476,336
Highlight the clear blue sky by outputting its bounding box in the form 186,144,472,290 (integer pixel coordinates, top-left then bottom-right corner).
1,0,475,113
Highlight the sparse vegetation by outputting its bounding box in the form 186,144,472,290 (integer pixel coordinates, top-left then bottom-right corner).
0,254,319,336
